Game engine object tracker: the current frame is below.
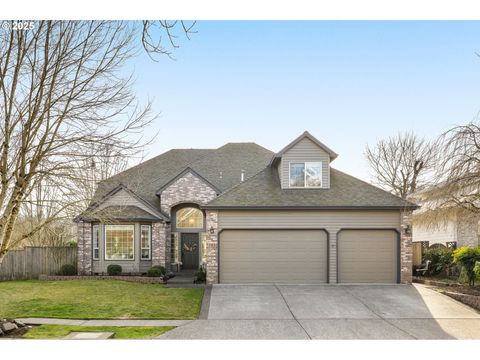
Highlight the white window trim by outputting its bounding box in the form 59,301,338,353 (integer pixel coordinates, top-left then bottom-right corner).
92,224,100,260
140,224,152,260
288,161,323,188
104,224,135,261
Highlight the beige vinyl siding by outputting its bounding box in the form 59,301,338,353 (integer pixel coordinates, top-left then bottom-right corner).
91,222,152,274
337,230,398,283
97,189,159,217
220,229,328,283
280,137,330,189
218,210,401,283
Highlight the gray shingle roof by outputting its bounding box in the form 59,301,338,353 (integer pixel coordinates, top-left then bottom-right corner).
204,166,418,209
93,149,214,208
188,143,274,192
92,143,274,210
80,205,161,222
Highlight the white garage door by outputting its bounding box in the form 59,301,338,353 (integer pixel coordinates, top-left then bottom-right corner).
338,229,398,283
219,229,328,283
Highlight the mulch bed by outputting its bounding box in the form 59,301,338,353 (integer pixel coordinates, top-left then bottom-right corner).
414,277,480,311
446,285,480,297
38,274,166,284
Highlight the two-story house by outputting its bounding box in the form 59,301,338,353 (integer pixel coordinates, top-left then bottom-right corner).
75,131,417,285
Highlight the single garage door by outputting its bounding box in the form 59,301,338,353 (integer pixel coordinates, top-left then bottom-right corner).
220,229,328,283
338,229,398,283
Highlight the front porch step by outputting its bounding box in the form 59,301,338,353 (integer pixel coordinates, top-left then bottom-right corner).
166,270,205,288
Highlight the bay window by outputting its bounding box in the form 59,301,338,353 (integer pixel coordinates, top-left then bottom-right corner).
105,225,134,260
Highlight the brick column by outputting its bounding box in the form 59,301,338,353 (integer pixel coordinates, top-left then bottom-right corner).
77,222,92,275
205,210,219,284
152,222,168,268
400,210,413,284
165,223,171,269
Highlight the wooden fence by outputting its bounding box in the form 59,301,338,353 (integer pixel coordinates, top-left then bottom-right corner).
0,247,77,281
412,242,423,266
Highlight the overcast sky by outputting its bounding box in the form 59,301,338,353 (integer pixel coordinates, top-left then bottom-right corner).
130,21,480,182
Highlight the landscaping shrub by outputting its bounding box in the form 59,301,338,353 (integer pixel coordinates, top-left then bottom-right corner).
453,246,480,286
107,264,122,276
58,264,76,276
194,269,206,284
422,247,453,276
147,266,166,278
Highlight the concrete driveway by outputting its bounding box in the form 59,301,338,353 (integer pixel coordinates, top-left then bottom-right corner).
159,284,480,340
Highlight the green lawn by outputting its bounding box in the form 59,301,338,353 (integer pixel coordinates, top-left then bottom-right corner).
23,325,174,339
0,280,203,319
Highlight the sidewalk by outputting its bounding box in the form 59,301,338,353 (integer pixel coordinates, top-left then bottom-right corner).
16,318,192,327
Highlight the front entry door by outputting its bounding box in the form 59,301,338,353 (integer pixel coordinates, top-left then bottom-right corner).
181,233,199,270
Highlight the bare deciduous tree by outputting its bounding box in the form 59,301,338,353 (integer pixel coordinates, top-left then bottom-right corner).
142,20,196,60
435,121,480,213
0,20,194,264
365,132,436,199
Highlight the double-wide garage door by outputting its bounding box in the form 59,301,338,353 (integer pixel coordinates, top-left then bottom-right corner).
220,230,328,283
219,229,398,284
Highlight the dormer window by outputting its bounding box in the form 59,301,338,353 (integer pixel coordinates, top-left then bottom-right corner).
289,162,322,188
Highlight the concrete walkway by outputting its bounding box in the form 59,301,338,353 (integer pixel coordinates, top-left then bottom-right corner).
158,283,480,340
16,318,192,327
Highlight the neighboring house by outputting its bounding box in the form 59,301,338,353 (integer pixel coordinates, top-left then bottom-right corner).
75,131,417,285
410,189,480,248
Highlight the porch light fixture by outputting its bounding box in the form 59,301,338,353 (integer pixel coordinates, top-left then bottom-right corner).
209,226,215,235
402,224,411,236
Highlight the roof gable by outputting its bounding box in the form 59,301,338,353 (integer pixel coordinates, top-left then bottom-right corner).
270,131,338,166
156,167,221,195
76,184,168,222
92,149,214,208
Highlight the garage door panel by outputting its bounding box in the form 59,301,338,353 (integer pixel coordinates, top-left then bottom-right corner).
220,230,327,283
338,230,398,283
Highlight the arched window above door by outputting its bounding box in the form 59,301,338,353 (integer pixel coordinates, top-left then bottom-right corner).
176,207,204,229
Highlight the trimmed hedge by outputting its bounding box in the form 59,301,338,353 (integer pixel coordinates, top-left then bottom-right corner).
58,264,77,276
147,266,166,278
107,264,122,276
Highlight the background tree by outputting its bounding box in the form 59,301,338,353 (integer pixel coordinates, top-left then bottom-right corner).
365,132,436,200
436,121,480,212
0,20,194,264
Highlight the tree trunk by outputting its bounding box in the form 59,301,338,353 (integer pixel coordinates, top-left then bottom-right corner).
0,248,7,266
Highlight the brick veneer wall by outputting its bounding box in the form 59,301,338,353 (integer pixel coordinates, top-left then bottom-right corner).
160,171,217,215
77,222,92,275
457,217,480,247
205,210,219,284
152,222,170,268
400,210,413,284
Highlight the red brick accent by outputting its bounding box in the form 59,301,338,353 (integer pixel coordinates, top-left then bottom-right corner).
400,210,413,284
205,210,218,285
